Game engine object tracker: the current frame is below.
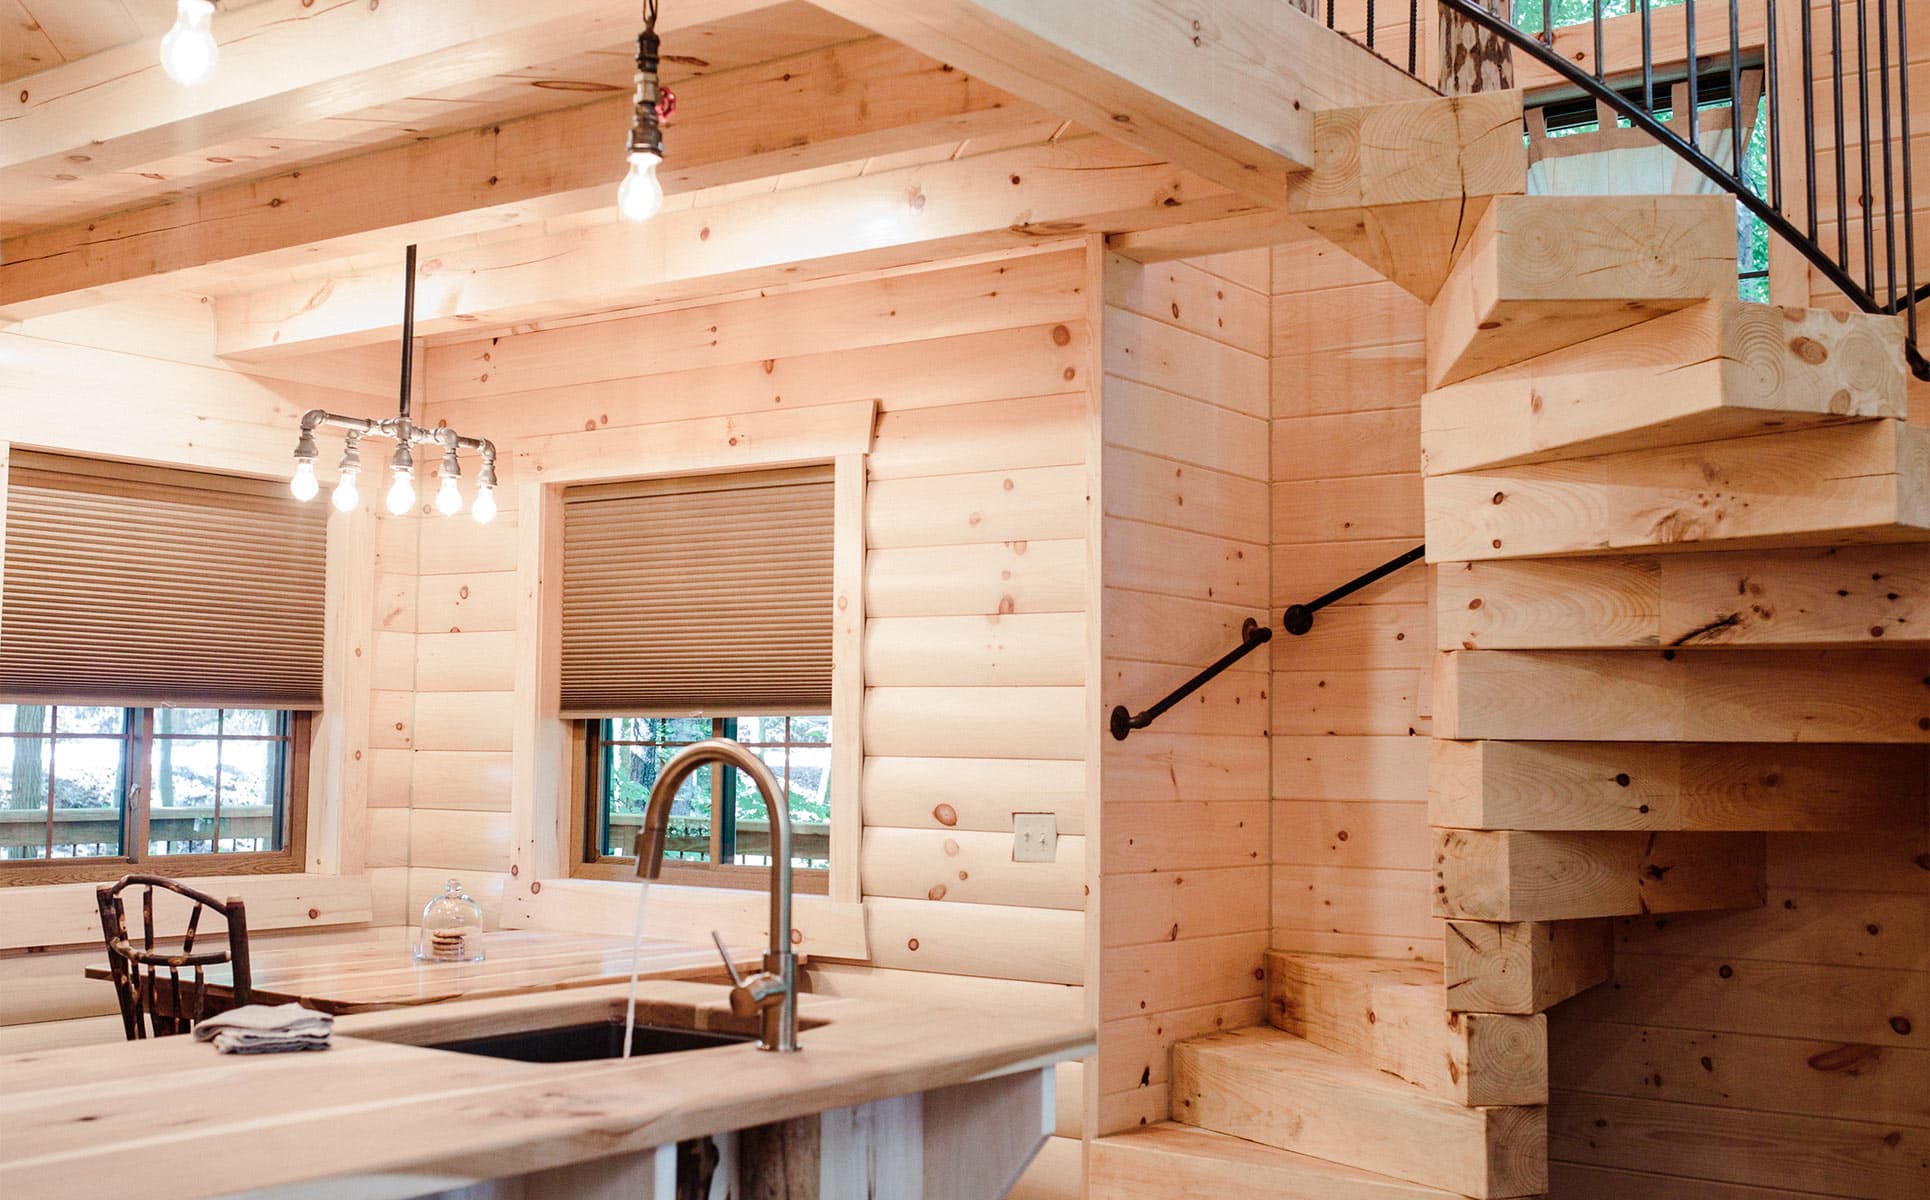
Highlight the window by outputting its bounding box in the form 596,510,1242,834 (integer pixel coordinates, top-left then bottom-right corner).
559,467,837,889
579,715,830,890
0,704,308,883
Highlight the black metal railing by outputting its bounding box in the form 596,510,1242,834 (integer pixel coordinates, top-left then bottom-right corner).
1108,546,1428,740
1320,0,1927,375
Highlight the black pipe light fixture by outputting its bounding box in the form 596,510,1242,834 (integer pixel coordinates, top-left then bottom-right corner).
617,0,676,222
289,244,499,523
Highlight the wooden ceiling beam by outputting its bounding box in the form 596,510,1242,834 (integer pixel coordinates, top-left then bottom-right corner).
213,136,1253,357
0,0,778,183
806,0,1433,206
1,37,1045,320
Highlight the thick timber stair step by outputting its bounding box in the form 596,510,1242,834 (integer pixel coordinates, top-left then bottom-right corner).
1424,419,1930,562
1444,920,1612,1015
1111,89,1526,303
1434,545,1927,650
1089,1122,1482,1200
1425,194,1737,388
1422,301,1908,474
1430,740,1930,832
1431,828,1767,921
1172,1027,1547,1198
1434,647,1930,743
1267,950,1547,1105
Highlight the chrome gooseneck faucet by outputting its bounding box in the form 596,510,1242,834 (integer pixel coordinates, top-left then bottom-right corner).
634,738,799,1052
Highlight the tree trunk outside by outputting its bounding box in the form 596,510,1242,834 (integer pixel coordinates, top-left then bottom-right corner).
1439,0,1515,94
8,705,47,810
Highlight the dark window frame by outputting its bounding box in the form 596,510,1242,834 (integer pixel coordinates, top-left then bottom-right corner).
573,715,831,895
0,705,311,886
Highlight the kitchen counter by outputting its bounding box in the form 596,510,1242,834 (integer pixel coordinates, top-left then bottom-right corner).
0,979,1093,1200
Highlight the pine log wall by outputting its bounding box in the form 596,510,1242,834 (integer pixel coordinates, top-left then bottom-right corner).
1093,248,1274,1135
1268,236,1439,962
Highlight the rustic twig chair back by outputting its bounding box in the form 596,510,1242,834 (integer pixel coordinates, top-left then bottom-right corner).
95,875,252,1040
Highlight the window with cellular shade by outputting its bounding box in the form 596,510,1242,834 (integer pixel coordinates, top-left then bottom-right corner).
560,467,834,718
0,451,328,710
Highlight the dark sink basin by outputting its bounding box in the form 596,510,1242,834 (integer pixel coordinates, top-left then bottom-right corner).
429,1019,754,1063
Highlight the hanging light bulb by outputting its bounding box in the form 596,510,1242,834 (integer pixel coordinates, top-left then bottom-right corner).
160,0,218,86
434,447,463,516
618,151,664,223
332,435,362,512
290,460,318,501
385,443,416,516
472,455,499,524
617,3,673,223
471,484,498,525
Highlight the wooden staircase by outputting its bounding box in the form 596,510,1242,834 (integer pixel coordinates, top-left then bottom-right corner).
1095,128,1924,1197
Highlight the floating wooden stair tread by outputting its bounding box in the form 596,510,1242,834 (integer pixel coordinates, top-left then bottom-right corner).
1431,828,1767,921
1090,1122,1477,1200
1444,920,1612,1015
1435,647,1930,743
1430,740,1930,832
1425,194,1738,388
1425,419,1930,562
1172,1027,1547,1198
1422,301,1908,474
1434,545,1927,650
1267,950,1547,1105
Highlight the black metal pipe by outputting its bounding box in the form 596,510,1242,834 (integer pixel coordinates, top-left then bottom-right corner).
1879,0,1898,307
1768,0,1784,210
1832,0,1851,266
398,242,417,425
1593,0,1605,79
1409,0,1419,73
1109,618,1272,741
1899,0,1920,347
1686,0,1700,143
1642,0,1656,113
1730,0,1745,175
1368,0,1377,49
1282,544,1426,636
1857,0,1876,296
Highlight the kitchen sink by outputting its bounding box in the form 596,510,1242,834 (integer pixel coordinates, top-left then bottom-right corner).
429,1019,754,1063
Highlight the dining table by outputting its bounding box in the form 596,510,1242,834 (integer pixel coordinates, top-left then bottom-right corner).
85,929,756,1016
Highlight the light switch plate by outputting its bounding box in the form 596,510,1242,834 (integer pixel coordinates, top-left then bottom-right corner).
1012,813,1057,863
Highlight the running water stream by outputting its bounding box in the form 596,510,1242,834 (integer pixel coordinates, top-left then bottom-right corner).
620,879,651,1059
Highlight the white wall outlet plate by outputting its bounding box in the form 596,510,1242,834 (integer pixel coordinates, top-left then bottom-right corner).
1012,812,1057,863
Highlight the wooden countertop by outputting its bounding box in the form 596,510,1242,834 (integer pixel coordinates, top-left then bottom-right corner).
83,930,755,1014
0,980,1094,1200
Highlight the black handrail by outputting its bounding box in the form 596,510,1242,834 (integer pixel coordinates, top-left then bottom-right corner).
1436,0,1925,376
1281,544,1427,635
1109,618,1272,741
1324,0,1927,376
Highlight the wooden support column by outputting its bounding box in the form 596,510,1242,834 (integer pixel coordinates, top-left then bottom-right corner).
1444,919,1612,1014
1432,828,1768,921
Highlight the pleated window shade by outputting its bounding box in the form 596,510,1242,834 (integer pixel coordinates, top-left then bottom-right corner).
560,468,835,718
1,451,328,710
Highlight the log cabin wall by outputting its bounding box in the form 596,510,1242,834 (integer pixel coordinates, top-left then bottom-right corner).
1268,237,1438,963
0,299,399,1047
1092,248,1274,1136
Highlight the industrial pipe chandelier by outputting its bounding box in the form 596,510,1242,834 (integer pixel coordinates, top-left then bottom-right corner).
289,244,499,523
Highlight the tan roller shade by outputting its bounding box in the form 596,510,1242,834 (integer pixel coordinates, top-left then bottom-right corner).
561,467,834,717
1,451,328,710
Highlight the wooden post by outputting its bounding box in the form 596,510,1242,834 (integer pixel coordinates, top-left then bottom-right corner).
1438,0,1515,94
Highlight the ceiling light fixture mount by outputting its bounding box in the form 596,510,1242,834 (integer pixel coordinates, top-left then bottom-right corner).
290,244,498,522
618,0,675,222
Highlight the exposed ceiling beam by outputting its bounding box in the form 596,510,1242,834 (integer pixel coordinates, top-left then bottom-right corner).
0,0,779,186
0,38,1045,320
805,0,1434,206
214,136,1255,356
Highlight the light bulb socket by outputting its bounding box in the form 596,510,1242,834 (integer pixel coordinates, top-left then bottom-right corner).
338,432,362,473
293,429,318,463
627,31,666,159
390,442,415,474
477,456,498,490
438,449,462,480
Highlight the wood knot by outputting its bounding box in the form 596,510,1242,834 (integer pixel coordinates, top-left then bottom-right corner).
1788,335,1828,364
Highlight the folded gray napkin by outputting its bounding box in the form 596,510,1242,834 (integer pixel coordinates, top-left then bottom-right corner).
192,1002,334,1054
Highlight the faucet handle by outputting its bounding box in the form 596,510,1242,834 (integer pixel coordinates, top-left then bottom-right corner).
709,929,750,990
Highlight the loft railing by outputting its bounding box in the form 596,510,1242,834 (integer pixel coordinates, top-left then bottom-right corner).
1323,0,1927,375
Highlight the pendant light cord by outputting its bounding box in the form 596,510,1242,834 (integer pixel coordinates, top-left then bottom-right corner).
398,243,417,426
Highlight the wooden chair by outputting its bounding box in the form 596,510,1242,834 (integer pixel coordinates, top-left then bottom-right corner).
95,875,253,1040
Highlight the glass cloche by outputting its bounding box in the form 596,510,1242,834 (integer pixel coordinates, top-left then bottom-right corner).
416,878,485,963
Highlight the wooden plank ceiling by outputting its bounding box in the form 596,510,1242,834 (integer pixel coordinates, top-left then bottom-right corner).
2,0,870,239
